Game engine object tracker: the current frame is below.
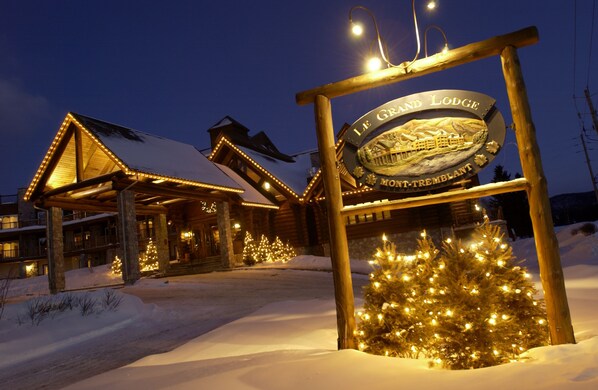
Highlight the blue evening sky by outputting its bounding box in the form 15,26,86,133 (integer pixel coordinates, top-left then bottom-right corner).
0,0,596,197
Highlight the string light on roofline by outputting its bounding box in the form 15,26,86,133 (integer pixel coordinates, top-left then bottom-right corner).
210,137,301,200
24,116,72,201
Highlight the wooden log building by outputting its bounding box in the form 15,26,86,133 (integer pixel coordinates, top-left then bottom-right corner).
16,111,483,287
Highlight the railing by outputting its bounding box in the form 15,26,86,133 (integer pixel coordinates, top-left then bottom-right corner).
63,235,118,253
0,194,17,204
0,247,46,262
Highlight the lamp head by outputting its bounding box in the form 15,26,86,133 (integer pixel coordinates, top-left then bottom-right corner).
427,1,437,10
366,56,383,72
351,22,363,36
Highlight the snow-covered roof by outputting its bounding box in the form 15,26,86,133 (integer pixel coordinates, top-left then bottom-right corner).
71,113,243,192
215,164,278,209
236,145,313,196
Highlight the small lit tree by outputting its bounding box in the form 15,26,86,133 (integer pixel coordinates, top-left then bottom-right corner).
140,239,159,272
111,255,122,275
255,234,272,263
243,231,258,266
357,224,549,369
242,232,296,265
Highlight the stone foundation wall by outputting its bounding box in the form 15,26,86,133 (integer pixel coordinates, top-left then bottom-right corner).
320,227,451,261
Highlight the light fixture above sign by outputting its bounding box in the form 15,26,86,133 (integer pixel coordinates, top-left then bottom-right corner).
342,90,506,193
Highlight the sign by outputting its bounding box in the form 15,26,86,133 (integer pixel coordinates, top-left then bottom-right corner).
342,90,506,192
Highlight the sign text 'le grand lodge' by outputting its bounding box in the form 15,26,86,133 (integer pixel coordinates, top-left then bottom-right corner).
342,90,506,193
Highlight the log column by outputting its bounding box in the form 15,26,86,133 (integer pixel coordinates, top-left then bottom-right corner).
47,206,65,294
117,189,140,284
501,45,575,344
217,201,235,269
314,94,356,350
154,213,170,272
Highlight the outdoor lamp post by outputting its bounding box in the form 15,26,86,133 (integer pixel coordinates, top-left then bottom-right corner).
424,24,449,57
349,1,422,70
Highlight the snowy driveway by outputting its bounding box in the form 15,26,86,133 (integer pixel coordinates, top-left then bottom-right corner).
1,269,368,390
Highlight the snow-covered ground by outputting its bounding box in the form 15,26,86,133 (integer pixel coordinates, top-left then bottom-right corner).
1,222,598,389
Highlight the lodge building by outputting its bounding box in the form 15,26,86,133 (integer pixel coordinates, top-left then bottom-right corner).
1,112,483,283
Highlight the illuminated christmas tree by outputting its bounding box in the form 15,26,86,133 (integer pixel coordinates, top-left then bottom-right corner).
243,231,258,266
270,236,296,262
255,234,272,263
242,232,296,265
140,239,159,272
111,255,122,275
356,224,549,369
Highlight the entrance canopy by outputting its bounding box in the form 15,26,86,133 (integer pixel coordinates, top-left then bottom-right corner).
24,113,275,213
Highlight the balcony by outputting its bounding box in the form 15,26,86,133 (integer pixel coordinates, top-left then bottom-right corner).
63,234,118,254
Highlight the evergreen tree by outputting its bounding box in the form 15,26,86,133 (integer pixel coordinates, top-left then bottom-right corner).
255,235,272,263
490,165,533,238
140,239,159,272
243,231,258,266
357,224,549,369
111,255,122,275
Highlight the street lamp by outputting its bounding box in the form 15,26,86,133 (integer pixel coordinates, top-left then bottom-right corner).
349,5,394,68
349,1,422,70
424,24,449,57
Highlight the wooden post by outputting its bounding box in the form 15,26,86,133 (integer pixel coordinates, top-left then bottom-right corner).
154,213,170,272
314,94,357,350
46,206,65,294
217,201,235,269
500,45,576,344
117,189,140,284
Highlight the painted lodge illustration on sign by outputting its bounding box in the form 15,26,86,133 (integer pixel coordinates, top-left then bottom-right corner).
343,90,506,192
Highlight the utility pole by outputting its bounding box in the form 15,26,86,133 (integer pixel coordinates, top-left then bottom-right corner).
584,88,598,136
580,130,598,203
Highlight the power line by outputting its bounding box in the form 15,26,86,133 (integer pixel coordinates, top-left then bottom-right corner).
574,0,578,96
587,0,596,87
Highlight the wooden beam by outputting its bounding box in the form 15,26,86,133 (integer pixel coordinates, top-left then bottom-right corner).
41,171,125,198
314,94,356,350
296,26,539,105
217,201,235,269
112,179,227,202
74,126,84,182
342,178,529,216
46,206,65,294
38,197,167,215
501,46,575,345
117,189,140,284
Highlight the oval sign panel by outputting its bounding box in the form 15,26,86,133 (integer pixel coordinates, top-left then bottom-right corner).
342,90,506,193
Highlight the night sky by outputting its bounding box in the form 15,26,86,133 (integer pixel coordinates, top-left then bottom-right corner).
1,0,596,197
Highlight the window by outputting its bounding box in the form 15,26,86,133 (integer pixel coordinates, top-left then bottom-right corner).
137,218,155,239
1,242,19,258
345,200,392,225
0,215,18,229
346,210,391,225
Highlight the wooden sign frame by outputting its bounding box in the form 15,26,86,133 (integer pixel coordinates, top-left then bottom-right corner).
296,26,575,349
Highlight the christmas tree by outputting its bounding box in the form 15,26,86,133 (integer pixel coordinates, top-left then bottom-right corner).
242,232,296,265
270,236,296,262
255,234,272,263
111,255,122,275
356,224,549,369
140,239,159,272
243,231,258,266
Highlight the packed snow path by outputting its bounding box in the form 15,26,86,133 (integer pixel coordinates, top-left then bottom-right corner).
0,269,367,390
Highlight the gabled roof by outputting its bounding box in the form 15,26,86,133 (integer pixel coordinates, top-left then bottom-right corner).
25,113,244,202
215,164,278,210
209,136,315,201
71,114,242,190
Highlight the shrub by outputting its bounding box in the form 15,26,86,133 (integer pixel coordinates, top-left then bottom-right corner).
357,224,549,369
